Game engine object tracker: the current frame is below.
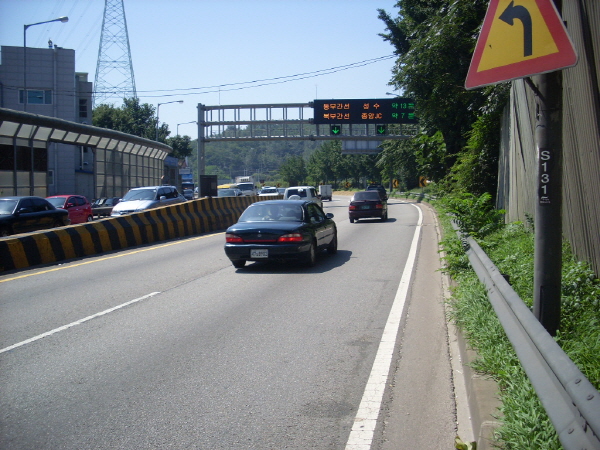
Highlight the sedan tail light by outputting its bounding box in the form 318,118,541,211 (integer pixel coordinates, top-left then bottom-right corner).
226,233,244,243
277,233,303,243
375,203,383,209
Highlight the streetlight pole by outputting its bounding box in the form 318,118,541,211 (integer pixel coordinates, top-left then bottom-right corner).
24,16,68,112
176,121,197,136
156,100,183,141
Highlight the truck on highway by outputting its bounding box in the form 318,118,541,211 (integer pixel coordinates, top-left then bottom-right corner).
319,185,332,201
234,176,256,196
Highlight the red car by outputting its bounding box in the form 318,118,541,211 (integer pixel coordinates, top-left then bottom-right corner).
46,195,93,224
348,190,388,223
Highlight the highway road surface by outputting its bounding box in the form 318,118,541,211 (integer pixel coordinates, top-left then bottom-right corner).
0,196,470,449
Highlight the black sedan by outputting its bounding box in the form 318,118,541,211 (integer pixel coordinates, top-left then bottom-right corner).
91,197,120,217
0,196,70,237
348,190,388,223
224,200,337,268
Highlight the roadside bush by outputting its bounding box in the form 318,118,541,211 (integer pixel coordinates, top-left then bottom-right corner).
434,200,600,449
438,192,505,238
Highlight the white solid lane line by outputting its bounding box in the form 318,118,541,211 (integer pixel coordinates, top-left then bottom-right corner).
345,204,423,450
0,292,161,354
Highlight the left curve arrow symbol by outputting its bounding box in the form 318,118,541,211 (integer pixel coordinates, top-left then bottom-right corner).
499,1,533,57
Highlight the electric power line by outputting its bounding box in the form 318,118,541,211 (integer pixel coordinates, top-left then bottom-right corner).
3,54,396,101
134,55,395,97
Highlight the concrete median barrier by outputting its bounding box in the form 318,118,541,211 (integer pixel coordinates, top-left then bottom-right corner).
0,195,265,273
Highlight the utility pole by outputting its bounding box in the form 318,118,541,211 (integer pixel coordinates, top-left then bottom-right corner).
197,104,206,196
532,0,564,336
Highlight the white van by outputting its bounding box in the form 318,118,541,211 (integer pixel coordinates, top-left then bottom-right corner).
283,186,322,207
236,182,256,196
111,186,186,216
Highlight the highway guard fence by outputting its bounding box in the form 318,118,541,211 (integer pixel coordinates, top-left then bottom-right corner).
456,225,600,450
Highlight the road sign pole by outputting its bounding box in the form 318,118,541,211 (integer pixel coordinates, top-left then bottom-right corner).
532,65,563,336
197,104,206,196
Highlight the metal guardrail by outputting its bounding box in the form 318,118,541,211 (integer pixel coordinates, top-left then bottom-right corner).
454,225,600,449
395,192,437,202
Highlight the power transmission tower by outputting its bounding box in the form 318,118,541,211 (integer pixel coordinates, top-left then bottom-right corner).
94,0,137,107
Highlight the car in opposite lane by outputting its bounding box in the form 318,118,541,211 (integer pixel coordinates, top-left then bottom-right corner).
91,197,120,217
0,196,70,237
218,188,243,197
224,200,337,268
110,186,186,216
257,186,280,197
348,190,388,223
46,194,93,224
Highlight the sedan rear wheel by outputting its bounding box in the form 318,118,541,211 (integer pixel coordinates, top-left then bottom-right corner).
86,215,93,222
349,217,355,223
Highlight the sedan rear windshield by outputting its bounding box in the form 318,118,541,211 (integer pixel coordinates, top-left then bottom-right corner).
239,204,304,222
353,191,381,201
286,188,309,197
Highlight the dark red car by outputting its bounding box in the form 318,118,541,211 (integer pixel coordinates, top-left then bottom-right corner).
46,195,93,224
349,190,388,223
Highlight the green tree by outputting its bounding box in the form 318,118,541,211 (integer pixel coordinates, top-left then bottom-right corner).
378,0,489,174
93,97,170,142
308,141,342,185
378,139,419,191
166,134,193,159
446,84,510,200
279,155,307,186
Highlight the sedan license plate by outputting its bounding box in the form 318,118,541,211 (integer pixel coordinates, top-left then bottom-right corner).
361,205,372,210
251,249,268,258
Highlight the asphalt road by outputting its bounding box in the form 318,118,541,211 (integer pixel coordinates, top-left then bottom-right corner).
0,196,464,449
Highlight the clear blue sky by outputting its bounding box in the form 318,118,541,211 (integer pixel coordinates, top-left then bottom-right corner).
0,0,400,138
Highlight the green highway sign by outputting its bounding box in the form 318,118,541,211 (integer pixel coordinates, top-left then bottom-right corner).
313,98,417,125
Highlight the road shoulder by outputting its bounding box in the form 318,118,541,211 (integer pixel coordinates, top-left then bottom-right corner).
374,200,501,449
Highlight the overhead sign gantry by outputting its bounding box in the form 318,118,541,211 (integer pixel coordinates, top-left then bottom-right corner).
196,99,418,175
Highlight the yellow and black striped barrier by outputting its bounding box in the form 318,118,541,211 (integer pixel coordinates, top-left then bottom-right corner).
0,195,277,273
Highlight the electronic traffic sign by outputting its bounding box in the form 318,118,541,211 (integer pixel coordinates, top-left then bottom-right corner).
312,98,417,125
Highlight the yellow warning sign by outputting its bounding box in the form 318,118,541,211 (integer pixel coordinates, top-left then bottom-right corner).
478,0,558,71
465,0,577,89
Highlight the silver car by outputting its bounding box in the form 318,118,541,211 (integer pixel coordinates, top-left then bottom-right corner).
111,186,186,216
